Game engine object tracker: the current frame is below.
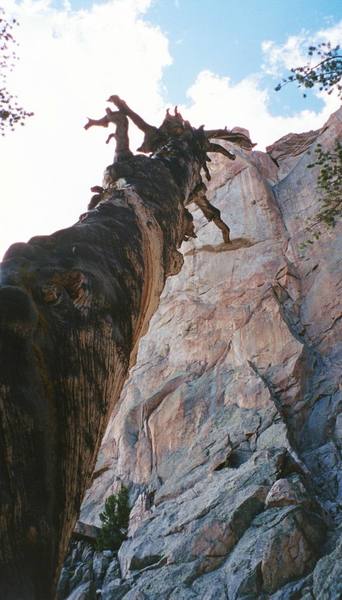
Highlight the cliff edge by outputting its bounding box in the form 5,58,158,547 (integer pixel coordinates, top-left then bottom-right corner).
60,108,342,600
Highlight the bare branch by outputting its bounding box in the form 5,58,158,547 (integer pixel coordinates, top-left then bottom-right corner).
107,95,161,153
188,182,230,243
84,109,133,162
204,128,256,150
85,97,256,242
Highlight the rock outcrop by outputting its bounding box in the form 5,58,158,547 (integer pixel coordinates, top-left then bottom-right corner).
61,107,342,599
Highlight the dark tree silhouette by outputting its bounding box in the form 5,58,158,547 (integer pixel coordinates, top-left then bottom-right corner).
0,96,253,599
0,7,33,134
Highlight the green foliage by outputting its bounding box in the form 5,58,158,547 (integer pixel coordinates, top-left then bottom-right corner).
96,487,130,552
275,42,342,98
0,8,33,134
300,141,342,249
275,40,341,248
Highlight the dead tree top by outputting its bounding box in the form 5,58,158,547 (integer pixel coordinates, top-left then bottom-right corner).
85,94,255,168
84,95,256,243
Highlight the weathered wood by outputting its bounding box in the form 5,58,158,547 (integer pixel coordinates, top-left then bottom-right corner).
0,98,253,598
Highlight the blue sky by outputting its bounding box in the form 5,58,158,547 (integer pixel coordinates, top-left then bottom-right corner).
0,0,341,257
146,0,340,111
56,0,341,113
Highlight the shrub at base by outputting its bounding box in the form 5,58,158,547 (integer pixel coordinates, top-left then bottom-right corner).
96,487,130,552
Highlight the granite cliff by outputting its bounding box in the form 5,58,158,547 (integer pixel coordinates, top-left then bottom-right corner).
59,107,342,599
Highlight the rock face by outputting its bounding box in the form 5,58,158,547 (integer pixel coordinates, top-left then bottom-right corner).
61,108,342,599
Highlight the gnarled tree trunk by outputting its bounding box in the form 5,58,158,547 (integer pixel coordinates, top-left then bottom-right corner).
0,98,253,599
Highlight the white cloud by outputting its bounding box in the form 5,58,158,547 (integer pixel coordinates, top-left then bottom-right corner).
262,20,342,76
261,34,309,76
0,0,171,258
178,21,342,155
179,69,340,152
318,20,342,46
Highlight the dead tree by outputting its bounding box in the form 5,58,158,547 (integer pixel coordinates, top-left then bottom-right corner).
0,97,254,599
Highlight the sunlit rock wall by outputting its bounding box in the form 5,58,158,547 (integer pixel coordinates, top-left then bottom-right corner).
63,108,341,599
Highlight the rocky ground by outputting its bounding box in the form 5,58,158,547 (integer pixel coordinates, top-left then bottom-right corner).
58,108,342,599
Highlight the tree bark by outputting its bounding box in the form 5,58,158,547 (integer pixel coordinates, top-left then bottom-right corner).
0,155,188,599
0,99,254,598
